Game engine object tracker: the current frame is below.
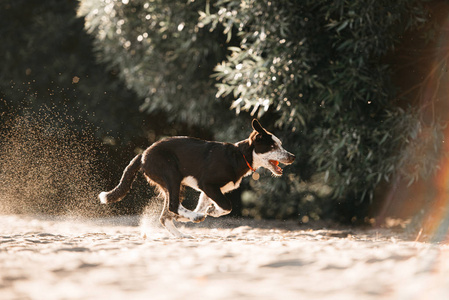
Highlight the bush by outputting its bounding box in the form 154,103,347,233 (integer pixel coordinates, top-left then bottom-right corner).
78,0,248,139
201,0,442,221
78,0,443,221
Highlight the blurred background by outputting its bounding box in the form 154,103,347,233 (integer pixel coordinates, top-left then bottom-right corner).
1,0,449,240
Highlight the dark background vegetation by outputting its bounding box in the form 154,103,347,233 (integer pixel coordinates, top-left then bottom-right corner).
1,0,448,224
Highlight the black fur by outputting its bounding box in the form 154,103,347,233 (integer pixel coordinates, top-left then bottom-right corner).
141,137,253,213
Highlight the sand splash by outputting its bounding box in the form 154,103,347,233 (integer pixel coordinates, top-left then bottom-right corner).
0,107,110,217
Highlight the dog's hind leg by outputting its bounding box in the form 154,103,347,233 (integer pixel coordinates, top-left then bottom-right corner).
167,180,205,223
159,192,193,238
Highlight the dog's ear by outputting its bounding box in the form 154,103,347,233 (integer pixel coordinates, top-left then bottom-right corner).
251,119,267,134
248,130,257,145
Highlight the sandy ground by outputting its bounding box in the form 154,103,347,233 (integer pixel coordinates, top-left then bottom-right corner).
0,214,448,300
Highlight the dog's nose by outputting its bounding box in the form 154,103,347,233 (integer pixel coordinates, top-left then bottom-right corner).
287,152,295,163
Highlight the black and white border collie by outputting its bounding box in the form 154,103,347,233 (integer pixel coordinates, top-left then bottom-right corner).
99,119,295,238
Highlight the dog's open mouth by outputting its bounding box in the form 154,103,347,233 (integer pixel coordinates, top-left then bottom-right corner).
269,160,283,175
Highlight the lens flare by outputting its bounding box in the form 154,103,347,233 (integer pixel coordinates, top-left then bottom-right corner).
416,13,449,243
377,6,449,243
420,124,449,243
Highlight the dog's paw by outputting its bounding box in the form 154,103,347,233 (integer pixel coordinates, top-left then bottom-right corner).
192,213,206,223
174,215,190,222
206,205,216,216
206,205,221,217
206,205,231,217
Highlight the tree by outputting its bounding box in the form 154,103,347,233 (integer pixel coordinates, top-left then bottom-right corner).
202,0,443,221
78,0,248,140
78,0,443,221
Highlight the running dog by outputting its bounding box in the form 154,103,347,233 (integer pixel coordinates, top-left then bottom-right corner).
99,119,295,238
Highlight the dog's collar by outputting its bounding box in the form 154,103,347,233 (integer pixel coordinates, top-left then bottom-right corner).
242,154,256,172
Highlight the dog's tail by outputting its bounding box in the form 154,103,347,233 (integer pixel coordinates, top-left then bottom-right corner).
99,154,142,204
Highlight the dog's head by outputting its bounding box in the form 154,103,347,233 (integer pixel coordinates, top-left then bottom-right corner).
249,119,295,176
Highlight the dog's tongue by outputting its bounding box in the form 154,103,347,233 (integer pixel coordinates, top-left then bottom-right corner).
269,160,282,173
270,160,279,166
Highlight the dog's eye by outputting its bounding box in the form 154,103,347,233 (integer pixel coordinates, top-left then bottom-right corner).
270,144,275,148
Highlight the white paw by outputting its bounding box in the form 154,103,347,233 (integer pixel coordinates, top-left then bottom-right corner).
178,206,205,223
192,213,206,223
206,205,230,217
174,214,190,223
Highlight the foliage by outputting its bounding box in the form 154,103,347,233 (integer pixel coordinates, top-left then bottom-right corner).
78,0,247,138
78,0,443,221
199,0,443,220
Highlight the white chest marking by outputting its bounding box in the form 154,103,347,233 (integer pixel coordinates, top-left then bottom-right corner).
220,178,242,194
183,176,242,194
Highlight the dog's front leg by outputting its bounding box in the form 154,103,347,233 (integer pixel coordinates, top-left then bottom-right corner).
194,192,212,215
202,186,232,217
160,200,193,239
